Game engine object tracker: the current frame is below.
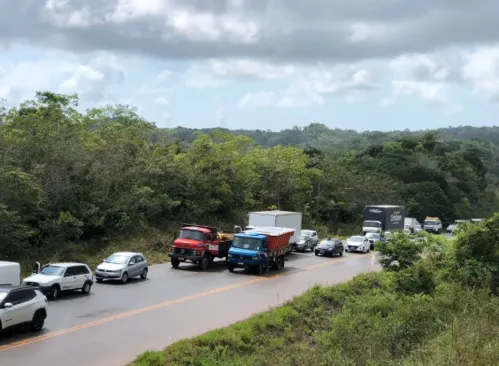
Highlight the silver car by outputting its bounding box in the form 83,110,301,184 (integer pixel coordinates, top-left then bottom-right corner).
95,252,148,284
294,230,319,252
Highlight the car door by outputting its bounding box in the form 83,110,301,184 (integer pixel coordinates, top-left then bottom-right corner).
135,256,146,274
61,266,78,290
127,256,139,277
312,232,318,246
15,289,37,323
73,265,90,288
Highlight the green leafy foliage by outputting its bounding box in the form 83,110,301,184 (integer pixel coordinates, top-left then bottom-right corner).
1,92,499,264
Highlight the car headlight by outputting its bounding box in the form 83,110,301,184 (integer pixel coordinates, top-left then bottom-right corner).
228,253,232,257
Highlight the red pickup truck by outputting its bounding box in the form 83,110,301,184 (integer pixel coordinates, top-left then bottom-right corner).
169,223,233,270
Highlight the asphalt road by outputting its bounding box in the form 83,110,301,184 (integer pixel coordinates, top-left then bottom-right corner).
0,251,380,366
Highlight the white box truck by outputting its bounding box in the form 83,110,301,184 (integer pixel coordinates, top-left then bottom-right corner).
246,211,302,254
0,261,21,286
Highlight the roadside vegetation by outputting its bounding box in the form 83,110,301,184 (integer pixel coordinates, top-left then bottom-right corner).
1,91,498,266
132,216,499,366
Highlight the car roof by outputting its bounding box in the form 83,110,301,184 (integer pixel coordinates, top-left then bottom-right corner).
111,252,142,257
49,262,89,267
301,230,315,234
349,235,365,239
321,238,340,242
0,285,36,292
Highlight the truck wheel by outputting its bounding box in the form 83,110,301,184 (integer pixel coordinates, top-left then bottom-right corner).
199,255,209,270
171,258,180,269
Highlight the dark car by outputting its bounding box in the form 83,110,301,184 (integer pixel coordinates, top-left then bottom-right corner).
314,238,344,257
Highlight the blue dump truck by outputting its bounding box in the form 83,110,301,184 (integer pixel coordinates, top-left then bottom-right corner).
227,227,294,275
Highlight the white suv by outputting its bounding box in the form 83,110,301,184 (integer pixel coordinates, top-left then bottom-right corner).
0,285,48,332
23,262,94,299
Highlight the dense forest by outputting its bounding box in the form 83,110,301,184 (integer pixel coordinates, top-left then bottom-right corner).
1,91,498,262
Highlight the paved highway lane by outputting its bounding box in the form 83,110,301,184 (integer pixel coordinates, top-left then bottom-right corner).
0,251,380,366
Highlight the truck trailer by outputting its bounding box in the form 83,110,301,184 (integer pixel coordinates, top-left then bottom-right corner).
227,226,294,275
241,211,302,254
362,205,404,235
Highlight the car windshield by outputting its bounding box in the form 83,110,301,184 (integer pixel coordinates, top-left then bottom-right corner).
301,230,313,236
299,235,308,240
349,236,364,242
363,221,380,228
179,229,205,241
104,254,130,264
232,236,260,250
319,240,334,246
40,265,65,276
425,221,438,225
366,233,379,239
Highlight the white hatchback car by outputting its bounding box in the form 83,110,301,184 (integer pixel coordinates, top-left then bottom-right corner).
23,262,94,299
345,235,371,253
0,285,48,332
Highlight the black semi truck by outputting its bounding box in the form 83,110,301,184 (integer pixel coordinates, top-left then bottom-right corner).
362,205,405,235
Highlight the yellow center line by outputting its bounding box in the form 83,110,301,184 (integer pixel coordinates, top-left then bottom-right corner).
0,253,376,352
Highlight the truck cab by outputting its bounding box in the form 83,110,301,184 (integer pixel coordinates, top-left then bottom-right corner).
362,220,382,234
169,224,233,270
424,217,442,234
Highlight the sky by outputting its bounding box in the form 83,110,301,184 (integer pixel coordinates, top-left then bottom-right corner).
1,1,499,131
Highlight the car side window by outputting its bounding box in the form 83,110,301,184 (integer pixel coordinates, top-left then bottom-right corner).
64,266,76,277
4,289,34,306
136,256,143,263
75,265,89,275
19,289,36,302
3,291,21,306
129,257,136,265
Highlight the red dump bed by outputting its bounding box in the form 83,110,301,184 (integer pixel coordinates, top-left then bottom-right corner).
244,226,294,252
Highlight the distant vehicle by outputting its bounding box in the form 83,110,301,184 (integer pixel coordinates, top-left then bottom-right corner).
170,224,233,270
345,236,370,253
403,225,411,235
96,252,148,284
446,224,456,233
414,224,422,233
362,205,404,235
0,261,21,286
241,211,302,254
314,238,344,257
404,217,419,233
471,218,483,223
424,217,443,234
295,229,319,252
227,227,294,275
23,262,94,299
365,232,381,250
0,285,47,332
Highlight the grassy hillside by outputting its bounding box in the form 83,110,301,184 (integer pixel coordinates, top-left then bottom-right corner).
131,217,499,366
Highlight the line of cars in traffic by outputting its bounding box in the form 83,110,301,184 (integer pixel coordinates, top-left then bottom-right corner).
0,251,148,335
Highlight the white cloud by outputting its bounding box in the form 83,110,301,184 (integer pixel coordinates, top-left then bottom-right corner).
0,51,126,103
237,91,276,110
388,53,460,108
462,46,499,101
